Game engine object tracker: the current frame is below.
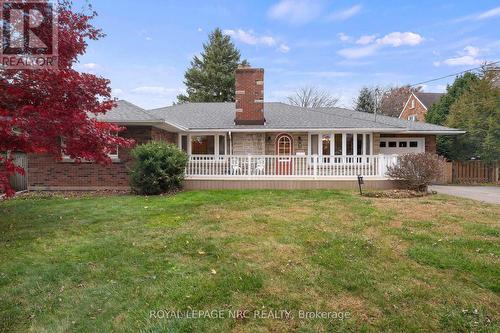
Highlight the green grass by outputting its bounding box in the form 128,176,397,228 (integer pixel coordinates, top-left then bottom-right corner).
0,190,499,332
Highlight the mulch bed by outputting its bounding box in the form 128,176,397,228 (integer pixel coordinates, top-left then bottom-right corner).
9,188,183,200
362,189,431,199
13,189,132,199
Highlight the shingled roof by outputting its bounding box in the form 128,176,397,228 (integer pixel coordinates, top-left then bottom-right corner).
414,92,444,109
99,100,463,134
96,100,162,122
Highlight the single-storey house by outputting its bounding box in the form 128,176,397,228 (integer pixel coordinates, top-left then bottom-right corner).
27,66,463,191
399,92,444,122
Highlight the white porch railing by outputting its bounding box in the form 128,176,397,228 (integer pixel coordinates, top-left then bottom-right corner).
185,154,399,179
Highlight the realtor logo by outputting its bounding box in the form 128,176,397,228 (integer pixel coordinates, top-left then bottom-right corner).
0,0,58,69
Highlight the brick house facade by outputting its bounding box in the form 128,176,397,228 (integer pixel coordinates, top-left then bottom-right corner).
28,126,176,190
399,92,444,122
24,67,461,191
400,94,428,122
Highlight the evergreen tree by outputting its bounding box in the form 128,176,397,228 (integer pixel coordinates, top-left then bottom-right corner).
445,70,500,162
425,72,479,125
177,28,247,103
425,72,480,158
355,87,375,113
354,86,385,113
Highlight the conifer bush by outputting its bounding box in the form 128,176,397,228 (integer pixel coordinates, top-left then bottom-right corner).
130,142,188,195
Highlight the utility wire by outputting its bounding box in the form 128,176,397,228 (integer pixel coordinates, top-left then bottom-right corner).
409,60,500,87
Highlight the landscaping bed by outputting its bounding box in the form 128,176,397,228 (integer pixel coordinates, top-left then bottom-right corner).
362,189,430,198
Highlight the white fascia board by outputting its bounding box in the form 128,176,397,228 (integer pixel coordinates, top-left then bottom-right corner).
400,130,466,135
398,93,415,118
185,127,402,133
413,94,428,111
159,120,188,131
102,120,163,125
103,119,187,131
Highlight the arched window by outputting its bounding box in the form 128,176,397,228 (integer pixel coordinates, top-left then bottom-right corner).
276,134,293,156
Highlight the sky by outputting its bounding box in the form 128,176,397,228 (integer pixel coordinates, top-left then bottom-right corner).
73,0,500,109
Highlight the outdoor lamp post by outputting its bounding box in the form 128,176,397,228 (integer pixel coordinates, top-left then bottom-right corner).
357,175,364,195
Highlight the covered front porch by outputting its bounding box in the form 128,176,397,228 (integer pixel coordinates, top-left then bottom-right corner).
178,130,427,180
185,154,398,179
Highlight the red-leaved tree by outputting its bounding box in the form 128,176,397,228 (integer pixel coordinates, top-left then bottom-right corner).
0,1,133,196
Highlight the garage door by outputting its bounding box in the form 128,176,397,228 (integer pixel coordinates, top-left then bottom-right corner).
379,137,425,154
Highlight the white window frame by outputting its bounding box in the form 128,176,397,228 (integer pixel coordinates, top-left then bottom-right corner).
107,132,119,159
60,132,119,162
410,99,415,109
307,132,373,164
178,133,227,157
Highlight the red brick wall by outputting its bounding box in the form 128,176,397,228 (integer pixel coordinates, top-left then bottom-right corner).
28,126,176,190
234,67,265,125
151,127,177,144
400,94,428,122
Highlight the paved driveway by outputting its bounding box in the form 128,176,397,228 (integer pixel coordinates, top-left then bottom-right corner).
430,185,500,205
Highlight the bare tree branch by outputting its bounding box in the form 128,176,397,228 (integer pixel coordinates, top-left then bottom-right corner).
287,87,339,108
379,85,422,117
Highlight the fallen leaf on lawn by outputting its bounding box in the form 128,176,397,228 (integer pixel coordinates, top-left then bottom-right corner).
198,250,206,255
210,269,217,275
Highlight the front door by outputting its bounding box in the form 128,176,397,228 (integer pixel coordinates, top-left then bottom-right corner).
275,134,293,175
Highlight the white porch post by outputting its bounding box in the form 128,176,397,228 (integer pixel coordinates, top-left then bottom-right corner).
378,155,388,177
214,135,219,156
362,134,367,155
313,155,318,179
342,133,347,163
353,132,357,156
342,133,346,155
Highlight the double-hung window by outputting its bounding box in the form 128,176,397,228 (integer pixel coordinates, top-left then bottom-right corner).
108,132,119,159
61,131,119,161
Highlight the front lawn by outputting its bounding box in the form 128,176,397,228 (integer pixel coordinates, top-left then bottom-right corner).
1,190,499,332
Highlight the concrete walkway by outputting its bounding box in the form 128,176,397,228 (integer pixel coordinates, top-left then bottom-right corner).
430,185,500,205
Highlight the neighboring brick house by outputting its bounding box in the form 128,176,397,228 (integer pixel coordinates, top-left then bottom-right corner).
27,66,463,191
399,92,444,122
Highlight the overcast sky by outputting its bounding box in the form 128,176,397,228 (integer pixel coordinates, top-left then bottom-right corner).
74,0,500,109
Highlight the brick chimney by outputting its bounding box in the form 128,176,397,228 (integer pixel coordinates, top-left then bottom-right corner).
234,65,265,125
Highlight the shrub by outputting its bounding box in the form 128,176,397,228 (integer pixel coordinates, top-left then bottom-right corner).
130,142,188,195
386,153,446,192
